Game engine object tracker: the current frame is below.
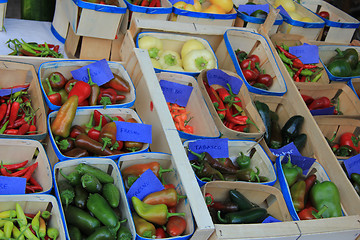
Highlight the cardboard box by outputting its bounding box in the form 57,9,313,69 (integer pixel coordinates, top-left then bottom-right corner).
348,78,360,100
0,0,6,32
51,0,69,43
197,69,266,140
118,152,195,240
299,0,360,44
53,158,136,240
215,28,288,96
265,0,325,40
183,139,277,187
156,72,220,140
0,194,67,240
0,61,47,140
0,138,52,194
38,59,136,111
48,107,149,161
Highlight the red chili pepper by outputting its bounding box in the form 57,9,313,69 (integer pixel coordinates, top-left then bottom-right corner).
26,184,43,193
240,59,255,70
28,124,37,135
7,100,20,128
164,184,176,189
308,97,331,110
216,87,232,103
102,74,130,93
276,45,297,59
155,227,166,238
68,81,91,104
53,45,59,53
25,213,36,219
166,216,186,237
132,0,142,5
88,117,103,142
2,160,28,171
155,0,161,7
303,64,318,69
304,174,317,194
45,78,62,106
149,0,157,7
78,99,89,107
232,124,249,132
301,95,314,106
18,123,30,135
4,129,19,135
22,162,38,181
94,110,108,127
10,165,30,177
11,114,27,129
292,58,304,69
0,103,7,122
205,193,214,206
203,81,220,109
29,176,42,189
70,125,86,139
0,100,12,127
0,162,11,176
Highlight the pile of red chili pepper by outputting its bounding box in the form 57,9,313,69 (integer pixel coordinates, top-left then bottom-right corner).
0,203,59,240
205,190,268,224
187,148,268,183
282,156,342,220
6,39,63,58
0,87,38,135
234,49,274,90
0,160,42,193
167,102,194,134
203,79,258,133
326,131,360,157
275,44,324,83
128,0,161,7
43,70,129,108
52,105,144,158
121,162,187,238
82,0,120,6
301,94,341,115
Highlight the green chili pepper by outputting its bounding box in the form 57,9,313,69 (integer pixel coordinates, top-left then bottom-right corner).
4,221,14,238
12,225,24,240
235,152,251,169
87,193,119,227
31,211,41,237
47,227,59,239
285,64,295,78
15,203,27,227
278,51,293,65
60,169,81,186
282,156,302,187
81,173,102,193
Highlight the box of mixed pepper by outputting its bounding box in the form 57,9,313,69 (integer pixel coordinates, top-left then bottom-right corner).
0,61,47,140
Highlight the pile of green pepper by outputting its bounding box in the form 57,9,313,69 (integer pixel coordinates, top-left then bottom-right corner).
326,48,360,77
57,163,132,240
206,189,268,224
282,156,342,220
255,101,307,151
187,148,268,183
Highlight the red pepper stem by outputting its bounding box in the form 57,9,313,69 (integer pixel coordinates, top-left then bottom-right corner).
87,68,96,86
93,116,102,131
312,205,328,219
187,148,205,162
246,117,259,131
45,78,57,95
84,111,94,130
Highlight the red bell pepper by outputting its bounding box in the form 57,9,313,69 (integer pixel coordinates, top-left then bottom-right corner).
301,94,314,106
0,103,7,122
68,81,91,104
339,132,360,153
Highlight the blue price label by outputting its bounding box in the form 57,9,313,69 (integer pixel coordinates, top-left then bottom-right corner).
289,44,319,64
207,69,242,95
115,121,152,143
159,80,193,107
270,142,302,157
187,138,229,160
71,59,114,86
0,176,26,195
237,4,269,15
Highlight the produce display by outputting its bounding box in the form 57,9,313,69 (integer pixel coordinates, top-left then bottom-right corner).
51,105,145,158
282,157,342,220
187,148,268,183
42,71,130,108
301,95,341,115
325,131,360,157
0,204,59,239
0,86,38,135
235,50,274,90
56,163,132,240
205,190,268,224
138,36,216,72
7,39,63,58
121,162,188,238
326,48,360,77
275,44,323,83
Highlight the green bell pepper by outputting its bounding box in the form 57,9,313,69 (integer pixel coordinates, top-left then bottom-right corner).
310,181,342,218
327,59,352,77
330,48,359,69
282,156,302,187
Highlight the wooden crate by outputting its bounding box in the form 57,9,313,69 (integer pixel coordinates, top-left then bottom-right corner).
233,0,283,36
51,0,69,43
0,61,47,140
197,69,266,140
296,82,360,116
319,45,360,82
61,0,127,40
203,181,295,239
314,115,360,160
48,107,149,161
269,32,331,85
38,59,136,111
183,139,277,186
215,28,287,96
265,0,325,40
299,0,360,44
118,152,195,239
348,78,360,100
53,158,136,240
156,72,220,140
0,139,52,194
0,194,67,240
250,94,317,159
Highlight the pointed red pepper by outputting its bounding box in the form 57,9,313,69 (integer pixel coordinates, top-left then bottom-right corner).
88,116,103,142
94,110,108,127
68,80,91,104
45,78,62,106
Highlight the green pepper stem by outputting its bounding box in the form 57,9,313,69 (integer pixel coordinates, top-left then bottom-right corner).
177,194,187,200
84,111,94,130
87,68,95,86
312,205,328,219
167,212,185,219
187,148,205,162
217,211,228,224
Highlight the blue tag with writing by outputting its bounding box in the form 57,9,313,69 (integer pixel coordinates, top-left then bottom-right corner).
277,5,291,19
0,87,26,97
310,106,335,116
0,176,26,194
344,154,360,178
269,142,302,157
289,44,319,64
71,59,114,86
169,0,194,5
187,138,228,160
115,121,152,143
207,69,242,95
126,169,164,209
262,216,281,223
237,4,269,15
281,154,316,175
159,80,193,107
